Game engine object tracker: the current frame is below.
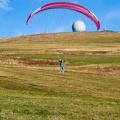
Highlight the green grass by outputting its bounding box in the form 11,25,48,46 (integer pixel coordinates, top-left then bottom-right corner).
0,57,4,61
0,66,120,119
0,32,120,119
7,54,120,65
0,57,5,61
0,91,119,120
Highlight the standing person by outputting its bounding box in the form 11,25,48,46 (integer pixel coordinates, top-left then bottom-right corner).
59,59,65,72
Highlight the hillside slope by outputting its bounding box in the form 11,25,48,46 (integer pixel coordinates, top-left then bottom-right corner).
0,32,120,120
1,32,120,43
0,32,120,52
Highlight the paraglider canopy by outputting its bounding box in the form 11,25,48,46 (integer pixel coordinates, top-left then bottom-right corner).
26,2,100,30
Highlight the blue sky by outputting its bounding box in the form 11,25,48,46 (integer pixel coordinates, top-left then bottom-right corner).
0,0,120,38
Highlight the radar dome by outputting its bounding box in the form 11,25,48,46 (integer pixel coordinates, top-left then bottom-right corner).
72,20,86,32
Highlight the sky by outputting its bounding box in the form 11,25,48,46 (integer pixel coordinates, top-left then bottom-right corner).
0,0,120,38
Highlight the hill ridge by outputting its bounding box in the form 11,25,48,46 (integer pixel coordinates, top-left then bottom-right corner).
0,32,120,43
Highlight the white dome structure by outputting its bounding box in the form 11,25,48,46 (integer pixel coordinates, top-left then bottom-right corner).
72,20,86,32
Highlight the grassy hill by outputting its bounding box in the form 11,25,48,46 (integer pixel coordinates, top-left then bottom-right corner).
0,32,120,120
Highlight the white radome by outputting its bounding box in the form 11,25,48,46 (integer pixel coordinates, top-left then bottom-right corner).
72,20,86,32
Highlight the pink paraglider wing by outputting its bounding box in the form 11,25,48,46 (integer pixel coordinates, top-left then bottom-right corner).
26,2,100,30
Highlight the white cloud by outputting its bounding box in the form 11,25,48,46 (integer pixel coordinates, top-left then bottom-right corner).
14,30,24,36
71,0,79,3
105,10,120,20
52,25,70,33
0,0,13,10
